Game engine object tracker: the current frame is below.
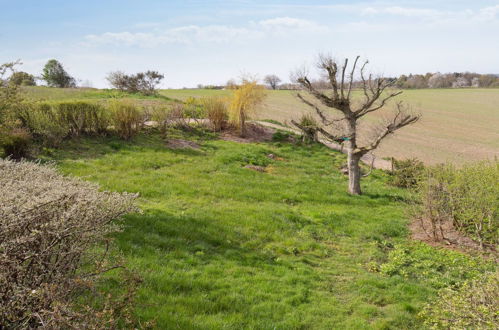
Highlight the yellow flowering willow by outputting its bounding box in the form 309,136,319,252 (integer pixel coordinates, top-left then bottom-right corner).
229,80,266,137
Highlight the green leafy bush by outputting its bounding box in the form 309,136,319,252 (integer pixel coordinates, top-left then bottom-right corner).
416,162,498,247
201,96,228,132
390,158,425,188
379,243,493,289
109,100,143,140
0,159,138,327
17,101,110,146
17,103,69,146
0,127,32,159
420,271,499,329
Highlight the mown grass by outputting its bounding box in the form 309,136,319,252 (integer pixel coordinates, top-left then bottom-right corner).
42,129,494,329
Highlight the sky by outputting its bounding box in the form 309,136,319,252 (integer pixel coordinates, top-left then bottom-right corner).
1,0,499,88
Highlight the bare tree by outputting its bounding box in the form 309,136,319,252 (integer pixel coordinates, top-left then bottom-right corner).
294,55,420,195
264,74,281,90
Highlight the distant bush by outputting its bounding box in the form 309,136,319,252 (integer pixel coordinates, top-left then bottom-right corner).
0,127,32,159
9,71,36,86
420,271,498,329
416,161,498,247
0,159,137,328
390,158,425,188
107,70,164,95
201,97,228,131
109,100,143,140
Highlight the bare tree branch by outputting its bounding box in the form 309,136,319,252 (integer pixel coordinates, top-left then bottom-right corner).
347,56,360,99
357,102,420,154
296,93,344,125
340,58,348,100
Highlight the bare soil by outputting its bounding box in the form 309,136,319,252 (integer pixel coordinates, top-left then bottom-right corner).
221,123,275,143
410,217,497,260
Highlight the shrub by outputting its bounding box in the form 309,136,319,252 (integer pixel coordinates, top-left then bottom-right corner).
292,113,319,143
17,102,70,147
17,101,110,146
390,158,425,188
202,96,228,131
55,101,109,136
229,80,266,137
378,242,493,289
0,127,31,159
106,70,164,95
109,100,143,140
0,159,138,327
9,71,36,86
420,271,499,329
416,161,498,247
151,106,173,135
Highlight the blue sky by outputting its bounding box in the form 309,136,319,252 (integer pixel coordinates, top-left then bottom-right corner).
1,0,498,88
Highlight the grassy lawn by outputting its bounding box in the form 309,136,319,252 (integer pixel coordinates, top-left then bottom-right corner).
161,88,499,164
42,129,492,329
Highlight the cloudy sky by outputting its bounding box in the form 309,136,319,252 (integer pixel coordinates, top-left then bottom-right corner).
2,0,499,88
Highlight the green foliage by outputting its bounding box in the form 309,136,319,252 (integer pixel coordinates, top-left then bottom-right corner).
201,96,228,131
17,101,109,146
416,161,499,246
106,70,164,95
420,271,499,329
390,158,425,188
272,129,293,142
378,242,493,289
109,100,143,140
9,71,36,86
42,59,76,88
0,127,31,159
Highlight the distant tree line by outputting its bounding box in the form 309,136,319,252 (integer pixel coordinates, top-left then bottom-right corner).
223,72,499,91
392,72,499,89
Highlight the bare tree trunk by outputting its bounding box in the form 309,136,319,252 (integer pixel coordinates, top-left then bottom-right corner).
347,150,362,195
345,117,362,195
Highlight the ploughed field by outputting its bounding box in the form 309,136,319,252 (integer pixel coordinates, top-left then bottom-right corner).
161,88,499,165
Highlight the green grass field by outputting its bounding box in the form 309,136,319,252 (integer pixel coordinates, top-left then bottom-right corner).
42,129,493,329
161,88,499,165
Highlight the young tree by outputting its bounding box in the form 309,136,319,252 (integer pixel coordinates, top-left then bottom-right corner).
294,55,420,195
229,80,266,137
42,59,76,88
9,71,36,86
264,74,281,90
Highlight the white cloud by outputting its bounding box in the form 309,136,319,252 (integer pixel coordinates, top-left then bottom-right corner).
360,4,499,23
84,17,327,47
361,6,439,18
258,17,327,31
